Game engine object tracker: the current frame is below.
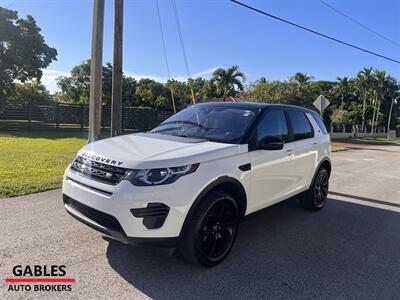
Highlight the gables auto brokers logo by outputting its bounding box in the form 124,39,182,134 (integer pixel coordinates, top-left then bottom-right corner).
4,265,75,292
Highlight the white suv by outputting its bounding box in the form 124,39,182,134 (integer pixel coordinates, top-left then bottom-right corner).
62,102,331,267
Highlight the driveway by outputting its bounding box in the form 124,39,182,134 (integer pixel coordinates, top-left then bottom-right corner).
1,145,399,299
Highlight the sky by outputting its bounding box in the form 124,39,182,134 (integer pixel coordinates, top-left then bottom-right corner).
2,0,400,92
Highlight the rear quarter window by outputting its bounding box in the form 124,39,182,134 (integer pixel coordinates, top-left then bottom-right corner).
287,110,314,141
311,113,328,135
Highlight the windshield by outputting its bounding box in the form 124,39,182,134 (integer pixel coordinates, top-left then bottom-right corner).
150,105,258,143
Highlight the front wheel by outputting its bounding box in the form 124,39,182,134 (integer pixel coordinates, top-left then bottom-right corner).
301,167,329,211
179,190,239,268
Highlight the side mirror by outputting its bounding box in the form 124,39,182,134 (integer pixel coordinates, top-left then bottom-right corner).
257,136,284,150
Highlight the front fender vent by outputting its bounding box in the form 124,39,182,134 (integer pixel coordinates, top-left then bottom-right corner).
131,203,170,229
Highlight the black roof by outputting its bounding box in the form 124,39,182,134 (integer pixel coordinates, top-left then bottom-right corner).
195,101,317,114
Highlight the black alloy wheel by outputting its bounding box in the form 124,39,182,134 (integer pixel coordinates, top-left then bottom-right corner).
300,167,330,211
314,168,329,208
179,190,239,267
196,200,238,260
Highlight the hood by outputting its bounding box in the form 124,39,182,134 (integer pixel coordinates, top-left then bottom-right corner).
77,133,246,169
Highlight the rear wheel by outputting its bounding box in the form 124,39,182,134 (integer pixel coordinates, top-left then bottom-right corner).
301,167,329,211
179,190,239,268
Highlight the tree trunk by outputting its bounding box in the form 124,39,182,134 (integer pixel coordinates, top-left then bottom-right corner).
371,95,377,135
375,99,381,134
361,90,366,133
387,97,395,139
341,94,344,109
223,87,229,101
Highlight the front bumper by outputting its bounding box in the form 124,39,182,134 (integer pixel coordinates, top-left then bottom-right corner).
62,165,208,242
63,194,178,247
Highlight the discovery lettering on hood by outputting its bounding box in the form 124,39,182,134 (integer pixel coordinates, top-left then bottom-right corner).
80,152,124,166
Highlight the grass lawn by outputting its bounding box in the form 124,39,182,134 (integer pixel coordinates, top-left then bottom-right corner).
331,145,347,152
0,131,87,199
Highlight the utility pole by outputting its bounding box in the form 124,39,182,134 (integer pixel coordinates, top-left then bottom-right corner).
111,0,124,136
387,95,399,139
88,0,105,142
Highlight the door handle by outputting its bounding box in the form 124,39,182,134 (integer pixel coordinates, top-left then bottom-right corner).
286,149,293,156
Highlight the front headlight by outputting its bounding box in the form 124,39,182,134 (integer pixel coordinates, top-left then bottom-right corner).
125,163,199,186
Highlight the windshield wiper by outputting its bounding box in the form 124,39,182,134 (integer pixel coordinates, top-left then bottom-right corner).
156,120,211,131
151,127,180,134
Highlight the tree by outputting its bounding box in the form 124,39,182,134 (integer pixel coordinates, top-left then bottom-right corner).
211,65,246,99
122,76,138,106
346,102,364,127
135,78,168,108
332,76,350,128
51,60,397,131
331,108,350,131
56,60,90,103
187,77,217,101
102,62,114,104
258,77,267,84
241,79,294,104
0,7,57,97
290,72,314,90
384,77,399,131
56,60,137,105
371,70,387,134
355,67,373,133
165,79,190,109
335,76,350,108
8,82,51,103
241,78,336,109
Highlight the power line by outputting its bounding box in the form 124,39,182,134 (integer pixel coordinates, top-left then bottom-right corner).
0,0,17,16
319,0,400,48
171,0,191,78
229,0,400,64
155,0,177,112
172,0,196,104
155,0,171,79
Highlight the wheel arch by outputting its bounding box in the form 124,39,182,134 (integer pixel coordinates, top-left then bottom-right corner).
312,157,332,184
319,158,332,176
179,176,247,237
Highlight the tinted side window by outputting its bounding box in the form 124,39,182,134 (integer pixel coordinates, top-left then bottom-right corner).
288,111,314,141
311,112,328,135
257,110,289,142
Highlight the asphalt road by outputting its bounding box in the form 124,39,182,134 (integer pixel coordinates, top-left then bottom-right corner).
1,145,400,299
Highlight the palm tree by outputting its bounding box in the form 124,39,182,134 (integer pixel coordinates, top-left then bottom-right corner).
258,76,267,84
333,76,350,132
211,66,246,100
371,70,387,134
355,67,373,133
386,77,399,137
336,76,350,109
290,72,314,90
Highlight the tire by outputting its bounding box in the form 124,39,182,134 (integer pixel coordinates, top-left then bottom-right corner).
179,190,239,268
300,167,329,211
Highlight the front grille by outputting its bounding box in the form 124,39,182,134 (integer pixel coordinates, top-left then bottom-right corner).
70,155,128,185
63,195,124,232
